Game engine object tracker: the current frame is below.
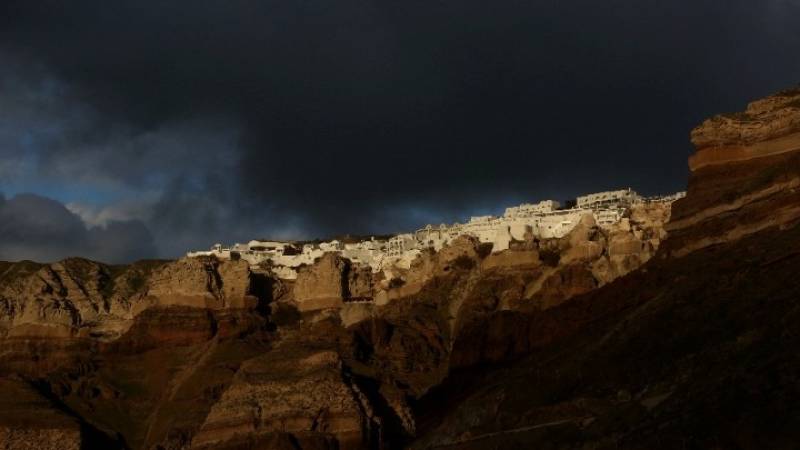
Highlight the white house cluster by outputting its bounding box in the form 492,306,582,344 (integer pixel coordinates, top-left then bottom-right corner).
187,188,685,279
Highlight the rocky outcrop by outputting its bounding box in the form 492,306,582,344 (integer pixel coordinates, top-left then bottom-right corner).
347,263,375,300
593,201,671,284
374,236,481,305
689,87,800,170
0,257,260,341
292,253,376,311
192,348,372,450
504,204,670,311
0,258,158,340
148,257,258,309
667,86,800,257
292,253,346,310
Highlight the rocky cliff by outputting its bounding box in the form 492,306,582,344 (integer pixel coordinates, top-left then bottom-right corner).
2,87,800,449
667,87,800,257
689,87,800,169
411,85,800,449
0,257,260,342
0,200,671,449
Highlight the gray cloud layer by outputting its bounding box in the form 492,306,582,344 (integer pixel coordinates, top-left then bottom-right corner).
1,0,799,262
0,193,155,263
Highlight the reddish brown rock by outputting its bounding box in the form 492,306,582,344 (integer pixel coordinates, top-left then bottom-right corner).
668,86,800,257
481,249,540,270
689,87,800,170
0,258,158,340
147,257,258,310
291,253,377,312
376,236,481,305
0,257,259,343
191,348,373,450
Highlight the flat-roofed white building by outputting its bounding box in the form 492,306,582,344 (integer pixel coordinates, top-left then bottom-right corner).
577,188,639,209
504,200,561,218
246,240,287,252
187,188,684,280
593,209,624,227
387,233,417,257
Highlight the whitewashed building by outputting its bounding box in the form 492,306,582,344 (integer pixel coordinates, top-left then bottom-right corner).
187,187,685,280
576,188,640,209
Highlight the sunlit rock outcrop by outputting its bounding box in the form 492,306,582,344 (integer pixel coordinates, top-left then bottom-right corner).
667,86,800,257
148,257,257,309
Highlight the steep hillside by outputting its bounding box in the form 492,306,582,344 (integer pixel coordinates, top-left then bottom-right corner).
410,86,800,449
0,200,674,449
412,212,800,449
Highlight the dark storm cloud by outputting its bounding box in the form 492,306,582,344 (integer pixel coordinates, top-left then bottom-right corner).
0,193,156,263
0,51,282,257
1,0,799,259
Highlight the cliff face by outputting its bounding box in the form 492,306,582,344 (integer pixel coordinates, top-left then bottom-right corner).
0,202,673,449
0,258,160,341
667,87,800,257
291,253,376,311
689,87,800,169
412,224,800,449
2,87,800,450
0,257,259,342
411,86,800,449
148,257,258,310
192,349,370,450
0,199,673,449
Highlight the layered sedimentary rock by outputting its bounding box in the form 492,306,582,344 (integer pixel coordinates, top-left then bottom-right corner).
0,257,261,342
667,86,800,257
192,349,372,450
0,258,161,340
689,87,800,170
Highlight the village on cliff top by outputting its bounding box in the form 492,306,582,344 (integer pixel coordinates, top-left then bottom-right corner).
187,188,685,280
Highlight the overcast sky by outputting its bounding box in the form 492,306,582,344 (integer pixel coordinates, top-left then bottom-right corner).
1,0,799,263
